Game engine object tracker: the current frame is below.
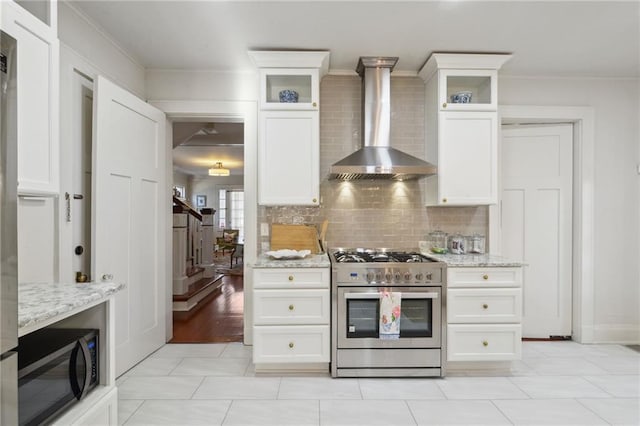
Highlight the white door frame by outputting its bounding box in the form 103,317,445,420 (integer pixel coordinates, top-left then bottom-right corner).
491,105,595,343
149,100,258,345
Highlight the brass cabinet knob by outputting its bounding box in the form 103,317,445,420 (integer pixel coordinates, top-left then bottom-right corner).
288,275,294,281
289,342,294,349
483,274,489,280
442,102,447,108
312,198,317,203
289,304,295,311
482,303,488,309
482,340,489,347
312,102,317,107
442,198,448,203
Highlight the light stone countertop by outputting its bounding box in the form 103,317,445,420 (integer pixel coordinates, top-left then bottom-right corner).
19,281,125,333
424,253,524,267
252,253,331,268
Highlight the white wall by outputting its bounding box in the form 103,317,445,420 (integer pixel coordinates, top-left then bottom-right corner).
500,76,640,342
172,170,192,199
57,1,145,97
146,70,257,101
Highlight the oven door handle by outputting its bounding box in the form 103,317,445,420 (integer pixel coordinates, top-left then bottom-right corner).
344,292,439,300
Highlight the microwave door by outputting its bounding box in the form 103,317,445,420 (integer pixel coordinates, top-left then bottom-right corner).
70,340,92,400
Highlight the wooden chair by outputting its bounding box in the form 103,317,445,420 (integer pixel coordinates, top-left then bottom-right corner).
216,229,239,255
230,243,244,267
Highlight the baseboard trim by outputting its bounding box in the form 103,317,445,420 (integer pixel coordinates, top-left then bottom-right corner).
585,324,640,344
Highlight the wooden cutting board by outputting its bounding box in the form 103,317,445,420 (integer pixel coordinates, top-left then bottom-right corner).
270,224,320,254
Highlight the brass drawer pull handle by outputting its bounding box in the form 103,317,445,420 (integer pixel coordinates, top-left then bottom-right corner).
289,342,294,349
482,303,488,309
482,340,489,347
288,275,294,281
442,102,447,108
483,274,489,280
312,102,317,107
289,304,295,311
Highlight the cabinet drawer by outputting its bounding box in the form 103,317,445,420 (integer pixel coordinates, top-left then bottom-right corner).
253,268,329,289
448,267,522,288
447,324,522,361
254,289,329,325
253,325,329,363
448,288,522,323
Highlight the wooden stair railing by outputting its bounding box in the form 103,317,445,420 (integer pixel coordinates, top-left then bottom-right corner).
173,196,202,221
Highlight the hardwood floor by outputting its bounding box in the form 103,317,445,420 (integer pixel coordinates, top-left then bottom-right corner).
170,274,244,343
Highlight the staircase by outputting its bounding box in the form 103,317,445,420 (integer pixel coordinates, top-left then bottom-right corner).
172,197,220,311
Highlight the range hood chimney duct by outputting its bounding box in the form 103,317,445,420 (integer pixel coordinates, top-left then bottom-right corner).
329,57,437,180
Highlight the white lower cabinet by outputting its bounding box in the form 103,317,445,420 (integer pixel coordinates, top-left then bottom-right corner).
253,325,329,363
253,267,330,368
447,267,522,362
448,324,522,361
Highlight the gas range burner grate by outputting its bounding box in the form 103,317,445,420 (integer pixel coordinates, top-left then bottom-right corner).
333,250,432,263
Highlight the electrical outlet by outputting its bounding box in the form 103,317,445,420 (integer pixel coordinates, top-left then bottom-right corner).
261,223,269,236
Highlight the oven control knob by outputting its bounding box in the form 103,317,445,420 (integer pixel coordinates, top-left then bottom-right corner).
385,272,393,282
394,272,402,282
404,272,412,281
415,273,424,281
366,272,374,282
374,272,382,282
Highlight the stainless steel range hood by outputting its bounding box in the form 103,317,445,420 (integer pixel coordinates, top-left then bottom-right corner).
329,57,437,181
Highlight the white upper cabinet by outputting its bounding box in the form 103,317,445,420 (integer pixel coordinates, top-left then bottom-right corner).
249,50,330,206
259,110,319,205
419,53,510,206
2,1,59,195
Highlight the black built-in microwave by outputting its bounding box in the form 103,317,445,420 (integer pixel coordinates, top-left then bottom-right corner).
17,328,99,426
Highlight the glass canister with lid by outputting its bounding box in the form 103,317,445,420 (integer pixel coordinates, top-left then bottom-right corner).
447,233,466,254
466,233,486,254
427,230,448,254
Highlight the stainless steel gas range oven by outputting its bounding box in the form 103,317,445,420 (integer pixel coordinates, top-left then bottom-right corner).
330,249,447,377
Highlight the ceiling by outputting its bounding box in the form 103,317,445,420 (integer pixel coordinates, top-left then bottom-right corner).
69,1,639,78
68,1,639,177
172,122,244,176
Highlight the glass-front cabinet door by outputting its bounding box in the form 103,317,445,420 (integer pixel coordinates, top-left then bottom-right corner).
439,69,497,111
259,68,319,110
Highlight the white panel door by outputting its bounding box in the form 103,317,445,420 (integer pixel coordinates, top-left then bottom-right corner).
92,76,167,376
501,124,572,338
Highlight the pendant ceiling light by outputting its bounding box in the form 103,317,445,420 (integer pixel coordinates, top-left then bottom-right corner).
208,162,230,176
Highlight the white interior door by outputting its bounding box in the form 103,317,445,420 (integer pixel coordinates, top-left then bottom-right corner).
500,124,573,338
72,73,93,277
92,76,167,376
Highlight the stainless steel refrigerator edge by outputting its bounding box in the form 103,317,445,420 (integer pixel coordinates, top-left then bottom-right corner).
0,30,19,425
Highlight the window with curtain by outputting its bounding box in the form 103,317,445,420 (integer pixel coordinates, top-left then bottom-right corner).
218,189,244,242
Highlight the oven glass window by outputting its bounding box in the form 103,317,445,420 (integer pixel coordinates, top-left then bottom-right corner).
400,299,433,338
345,296,434,339
346,299,379,338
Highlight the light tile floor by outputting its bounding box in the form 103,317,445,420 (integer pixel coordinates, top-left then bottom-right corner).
117,341,640,425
